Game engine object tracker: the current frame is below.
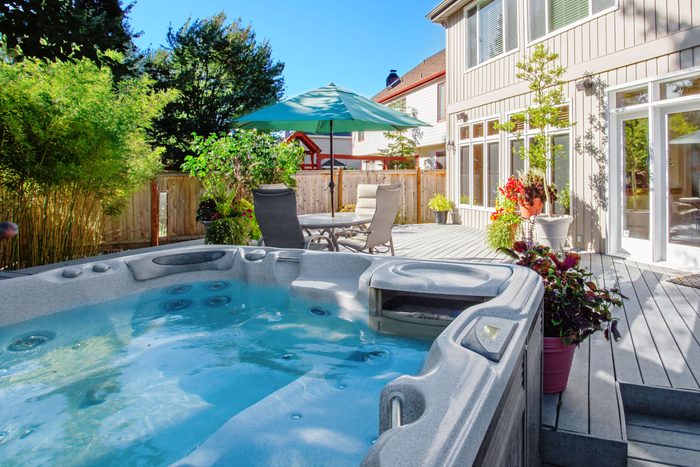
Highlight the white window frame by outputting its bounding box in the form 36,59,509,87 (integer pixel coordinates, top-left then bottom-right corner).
505,109,527,177
607,66,700,264
527,0,618,46
457,116,501,210
503,104,572,214
464,0,519,71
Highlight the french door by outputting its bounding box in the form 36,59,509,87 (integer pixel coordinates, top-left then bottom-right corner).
663,103,700,266
618,112,653,262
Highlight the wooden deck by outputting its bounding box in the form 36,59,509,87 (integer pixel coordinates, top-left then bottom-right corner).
391,223,700,466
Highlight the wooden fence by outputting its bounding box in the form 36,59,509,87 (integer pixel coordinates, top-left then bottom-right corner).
295,169,446,224
101,172,205,249
101,169,446,249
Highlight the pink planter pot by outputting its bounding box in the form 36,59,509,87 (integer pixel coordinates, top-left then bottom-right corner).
543,337,576,394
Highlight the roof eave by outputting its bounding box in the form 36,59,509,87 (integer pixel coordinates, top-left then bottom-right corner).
376,70,446,104
427,0,468,24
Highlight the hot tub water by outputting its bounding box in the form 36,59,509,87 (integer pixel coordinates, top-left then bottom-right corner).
0,280,430,466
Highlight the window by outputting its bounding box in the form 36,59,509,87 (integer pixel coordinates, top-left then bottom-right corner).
357,131,365,142
505,107,571,212
509,139,524,176
460,146,471,205
551,134,570,214
458,118,500,208
661,77,700,100
487,142,500,206
466,0,518,68
437,82,446,121
615,88,648,107
529,0,615,41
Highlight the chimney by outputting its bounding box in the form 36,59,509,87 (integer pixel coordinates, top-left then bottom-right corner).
386,69,400,88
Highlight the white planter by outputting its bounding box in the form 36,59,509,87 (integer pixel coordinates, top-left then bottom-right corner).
534,215,573,250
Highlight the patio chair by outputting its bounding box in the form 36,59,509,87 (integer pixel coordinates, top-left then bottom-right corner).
253,186,333,250
353,183,394,231
337,184,400,255
355,184,381,218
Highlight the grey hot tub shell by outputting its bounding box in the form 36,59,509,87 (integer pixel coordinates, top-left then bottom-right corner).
0,245,543,466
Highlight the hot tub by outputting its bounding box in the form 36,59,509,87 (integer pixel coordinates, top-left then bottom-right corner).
0,246,543,466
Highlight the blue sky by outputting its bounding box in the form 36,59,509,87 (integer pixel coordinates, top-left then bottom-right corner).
129,0,444,99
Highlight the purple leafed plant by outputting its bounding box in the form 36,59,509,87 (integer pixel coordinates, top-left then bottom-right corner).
500,242,626,344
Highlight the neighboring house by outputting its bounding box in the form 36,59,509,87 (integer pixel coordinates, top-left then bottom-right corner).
284,131,361,169
429,0,700,268
353,50,448,170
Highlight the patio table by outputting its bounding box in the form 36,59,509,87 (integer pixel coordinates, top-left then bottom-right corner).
298,212,372,251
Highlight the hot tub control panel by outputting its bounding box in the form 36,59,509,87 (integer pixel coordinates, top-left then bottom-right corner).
461,317,517,362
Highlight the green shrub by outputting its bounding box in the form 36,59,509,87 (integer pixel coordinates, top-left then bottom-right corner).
486,221,518,251
486,191,522,251
205,218,249,245
427,193,454,212
0,53,175,269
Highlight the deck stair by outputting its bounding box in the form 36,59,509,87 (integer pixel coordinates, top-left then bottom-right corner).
621,383,700,466
539,251,700,467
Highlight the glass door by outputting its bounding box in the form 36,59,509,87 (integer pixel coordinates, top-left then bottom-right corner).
664,105,700,266
619,114,653,261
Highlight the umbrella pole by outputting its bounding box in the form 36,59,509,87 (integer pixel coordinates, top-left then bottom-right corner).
329,120,335,217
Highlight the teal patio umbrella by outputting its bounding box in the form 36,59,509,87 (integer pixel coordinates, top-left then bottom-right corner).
236,83,428,216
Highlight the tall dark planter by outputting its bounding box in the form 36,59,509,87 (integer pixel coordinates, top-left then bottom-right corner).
434,211,448,224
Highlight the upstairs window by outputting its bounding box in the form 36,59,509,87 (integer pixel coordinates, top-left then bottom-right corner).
466,0,518,69
529,0,615,41
437,82,446,121
357,131,365,142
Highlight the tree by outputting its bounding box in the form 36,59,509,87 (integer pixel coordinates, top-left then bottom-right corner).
379,100,420,169
0,54,176,268
0,0,140,79
183,130,303,216
145,13,285,167
497,44,570,215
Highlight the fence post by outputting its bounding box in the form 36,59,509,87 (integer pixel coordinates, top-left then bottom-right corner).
337,168,343,209
416,167,422,224
150,179,159,246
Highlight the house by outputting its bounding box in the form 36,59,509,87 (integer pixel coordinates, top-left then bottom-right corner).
428,0,700,268
284,131,360,169
352,50,447,170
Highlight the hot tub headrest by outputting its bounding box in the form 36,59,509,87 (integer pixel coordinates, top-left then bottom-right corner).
368,262,513,297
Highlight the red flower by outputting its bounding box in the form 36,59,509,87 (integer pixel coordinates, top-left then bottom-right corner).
498,176,525,203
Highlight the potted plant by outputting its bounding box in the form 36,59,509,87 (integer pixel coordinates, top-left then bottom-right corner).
501,242,625,393
196,197,219,231
486,178,523,250
497,44,573,248
428,194,454,224
517,170,546,219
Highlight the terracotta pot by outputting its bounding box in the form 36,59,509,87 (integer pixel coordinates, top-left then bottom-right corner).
543,337,576,394
519,198,543,219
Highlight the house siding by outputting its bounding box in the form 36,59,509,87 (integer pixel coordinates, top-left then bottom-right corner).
353,80,447,157
440,0,700,252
